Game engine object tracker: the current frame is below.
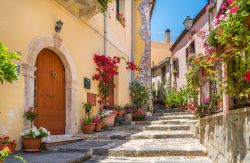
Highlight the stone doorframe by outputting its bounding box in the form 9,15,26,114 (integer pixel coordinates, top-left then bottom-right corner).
22,35,79,134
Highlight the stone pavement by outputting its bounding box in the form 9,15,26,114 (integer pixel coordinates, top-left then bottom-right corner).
6,105,212,163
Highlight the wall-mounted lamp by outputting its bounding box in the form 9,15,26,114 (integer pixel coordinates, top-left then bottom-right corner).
183,16,193,30
55,20,63,33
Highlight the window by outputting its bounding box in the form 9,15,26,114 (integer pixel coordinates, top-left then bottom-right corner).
186,41,196,65
161,66,166,81
172,58,179,77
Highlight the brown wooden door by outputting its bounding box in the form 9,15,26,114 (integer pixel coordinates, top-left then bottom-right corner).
36,49,65,135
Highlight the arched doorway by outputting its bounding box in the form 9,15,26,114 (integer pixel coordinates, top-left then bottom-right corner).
23,35,79,135
35,49,65,135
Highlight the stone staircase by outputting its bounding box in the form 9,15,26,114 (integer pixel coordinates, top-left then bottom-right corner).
47,107,212,162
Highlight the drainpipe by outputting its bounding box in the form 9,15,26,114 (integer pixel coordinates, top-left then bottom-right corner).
104,12,108,56
131,0,135,82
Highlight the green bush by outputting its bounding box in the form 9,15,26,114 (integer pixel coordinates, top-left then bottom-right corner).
164,86,189,108
129,82,150,108
0,42,20,84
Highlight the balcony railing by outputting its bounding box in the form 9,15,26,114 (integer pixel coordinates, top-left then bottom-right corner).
55,0,102,19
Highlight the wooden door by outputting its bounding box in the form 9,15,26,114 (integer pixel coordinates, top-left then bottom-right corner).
36,49,65,135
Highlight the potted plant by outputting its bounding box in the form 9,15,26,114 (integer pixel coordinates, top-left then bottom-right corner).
81,103,96,134
132,109,146,121
0,147,9,163
93,115,104,132
0,135,17,153
22,127,49,152
23,107,37,128
101,108,116,127
124,104,135,122
114,105,125,117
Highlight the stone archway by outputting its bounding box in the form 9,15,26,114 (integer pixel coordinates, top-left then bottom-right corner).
22,35,78,134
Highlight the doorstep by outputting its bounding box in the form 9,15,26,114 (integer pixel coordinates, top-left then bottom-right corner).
41,135,83,150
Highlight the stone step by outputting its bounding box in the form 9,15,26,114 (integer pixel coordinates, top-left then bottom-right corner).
108,139,208,157
106,125,190,131
153,112,192,116
154,109,188,113
75,131,193,140
159,115,196,120
41,135,83,150
132,119,197,125
48,139,207,157
86,156,213,163
6,151,91,163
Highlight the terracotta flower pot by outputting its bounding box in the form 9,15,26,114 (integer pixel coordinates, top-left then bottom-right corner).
95,122,104,132
22,137,41,152
0,160,3,163
117,110,125,117
0,144,16,153
104,114,116,127
125,113,132,122
82,123,96,134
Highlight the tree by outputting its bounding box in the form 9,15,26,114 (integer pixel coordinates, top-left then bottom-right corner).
0,42,20,84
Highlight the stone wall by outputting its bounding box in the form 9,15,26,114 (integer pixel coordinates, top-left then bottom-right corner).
199,108,250,163
136,0,152,108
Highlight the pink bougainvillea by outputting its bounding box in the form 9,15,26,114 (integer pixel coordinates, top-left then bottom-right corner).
226,0,234,5
230,5,239,14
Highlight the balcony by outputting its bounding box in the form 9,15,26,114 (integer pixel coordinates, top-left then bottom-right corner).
55,0,102,19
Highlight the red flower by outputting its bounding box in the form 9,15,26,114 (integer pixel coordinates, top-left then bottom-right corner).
226,0,234,4
245,71,250,81
230,5,239,14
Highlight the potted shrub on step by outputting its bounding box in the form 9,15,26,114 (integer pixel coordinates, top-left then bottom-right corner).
22,109,50,152
114,105,125,117
81,103,96,134
101,109,116,127
124,104,135,122
0,135,17,153
93,115,104,132
22,127,49,152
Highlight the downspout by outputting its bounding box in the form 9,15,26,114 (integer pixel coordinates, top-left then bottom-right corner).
104,12,108,56
131,0,135,82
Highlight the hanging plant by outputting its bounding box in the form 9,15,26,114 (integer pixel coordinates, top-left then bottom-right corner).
97,0,113,13
117,13,126,28
92,54,140,104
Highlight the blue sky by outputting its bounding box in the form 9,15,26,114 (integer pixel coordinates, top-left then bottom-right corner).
151,0,208,42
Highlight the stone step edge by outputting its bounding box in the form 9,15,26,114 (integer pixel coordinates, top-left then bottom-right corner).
108,149,208,157
41,137,83,150
80,133,194,140
87,155,212,163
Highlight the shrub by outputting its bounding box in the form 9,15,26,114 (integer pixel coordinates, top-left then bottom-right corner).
0,42,20,84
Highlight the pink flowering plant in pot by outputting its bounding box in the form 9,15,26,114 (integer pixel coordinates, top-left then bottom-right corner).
93,115,104,132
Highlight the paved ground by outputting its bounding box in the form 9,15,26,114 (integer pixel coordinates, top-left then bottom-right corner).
5,105,212,163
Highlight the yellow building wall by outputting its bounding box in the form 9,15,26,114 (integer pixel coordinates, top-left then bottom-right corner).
151,41,172,67
134,0,146,78
0,0,132,149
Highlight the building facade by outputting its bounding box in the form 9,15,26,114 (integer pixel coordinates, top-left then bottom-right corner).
0,0,153,149
170,6,208,90
151,29,172,102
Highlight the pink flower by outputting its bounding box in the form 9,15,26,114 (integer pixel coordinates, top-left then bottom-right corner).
230,6,239,14
245,71,250,81
226,0,234,4
204,96,210,104
221,3,227,10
